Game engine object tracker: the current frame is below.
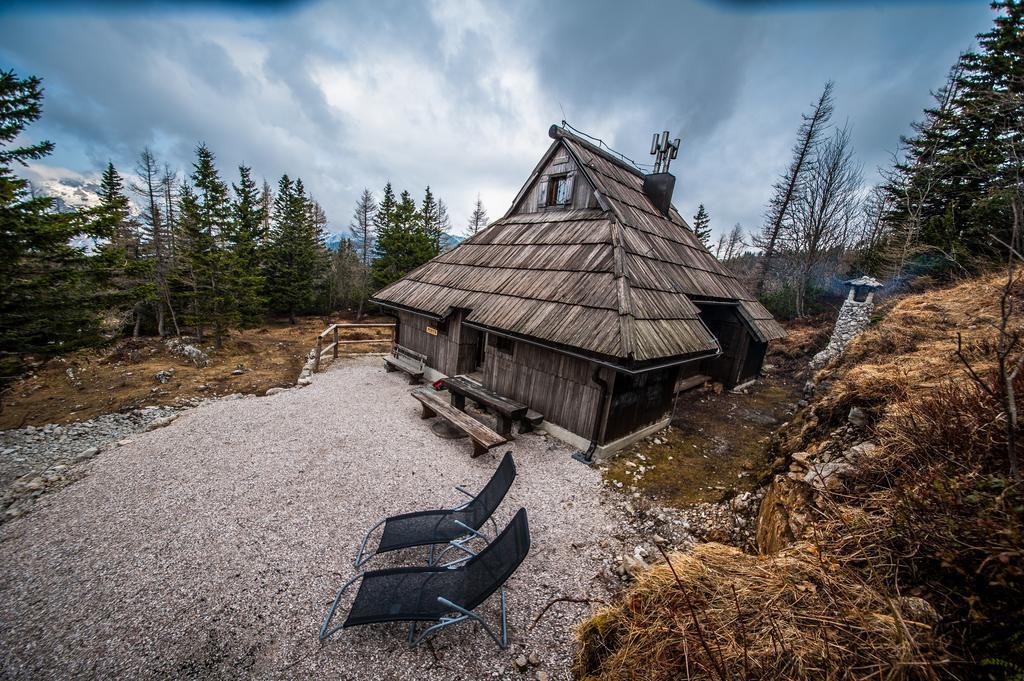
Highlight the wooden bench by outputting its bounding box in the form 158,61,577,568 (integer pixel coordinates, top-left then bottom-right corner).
412,387,507,457
383,344,426,384
441,375,543,437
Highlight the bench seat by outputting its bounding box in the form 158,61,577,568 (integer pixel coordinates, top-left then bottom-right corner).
412,388,507,457
384,346,426,384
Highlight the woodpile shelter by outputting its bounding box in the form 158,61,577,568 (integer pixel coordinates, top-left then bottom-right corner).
371,125,785,457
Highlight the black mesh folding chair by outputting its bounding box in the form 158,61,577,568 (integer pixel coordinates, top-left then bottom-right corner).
353,451,516,568
321,508,530,649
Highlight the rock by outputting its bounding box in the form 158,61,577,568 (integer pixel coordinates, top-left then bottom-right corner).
899,596,939,626
231,369,244,376
146,415,178,431
117,439,134,446
513,655,529,671
756,474,814,553
76,447,100,461
265,387,287,396
804,460,853,491
297,377,312,386
154,369,176,384
535,672,550,681
621,555,648,577
652,533,668,546
847,406,868,427
791,451,812,467
165,338,209,367
844,442,878,463
527,653,540,667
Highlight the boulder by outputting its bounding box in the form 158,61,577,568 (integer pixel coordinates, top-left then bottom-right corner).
847,406,868,427
899,596,939,626
165,338,209,367
844,442,878,463
154,369,176,384
804,460,853,491
265,387,287,396
146,414,178,431
756,474,813,554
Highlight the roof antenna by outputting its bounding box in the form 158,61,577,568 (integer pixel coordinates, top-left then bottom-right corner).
649,130,681,173
559,103,567,128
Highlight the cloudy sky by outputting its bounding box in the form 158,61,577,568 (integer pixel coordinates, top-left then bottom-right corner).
0,0,993,240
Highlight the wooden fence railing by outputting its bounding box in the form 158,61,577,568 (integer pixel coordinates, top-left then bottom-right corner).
313,323,395,372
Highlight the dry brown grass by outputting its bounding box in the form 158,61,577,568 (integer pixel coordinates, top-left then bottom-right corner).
819,274,1021,424
574,543,941,681
576,273,1024,678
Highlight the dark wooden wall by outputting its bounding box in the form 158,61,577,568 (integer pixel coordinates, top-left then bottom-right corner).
481,336,613,440
737,340,768,385
397,310,481,376
604,367,679,442
698,305,751,387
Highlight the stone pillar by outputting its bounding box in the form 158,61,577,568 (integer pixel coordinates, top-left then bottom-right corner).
810,277,882,370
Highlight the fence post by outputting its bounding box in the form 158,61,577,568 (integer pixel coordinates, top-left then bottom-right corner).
314,336,322,372
334,326,339,359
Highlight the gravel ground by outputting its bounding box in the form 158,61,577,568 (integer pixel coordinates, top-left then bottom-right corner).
0,355,629,680
0,406,181,522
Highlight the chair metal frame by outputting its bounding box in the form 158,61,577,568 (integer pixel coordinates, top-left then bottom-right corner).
353,484,499,569
319,568,510,650
321,508,528,651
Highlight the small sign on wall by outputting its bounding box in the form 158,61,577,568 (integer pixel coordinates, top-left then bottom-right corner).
426,326,438,336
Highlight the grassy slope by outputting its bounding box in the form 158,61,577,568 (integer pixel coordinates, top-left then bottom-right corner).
575,273,1024,680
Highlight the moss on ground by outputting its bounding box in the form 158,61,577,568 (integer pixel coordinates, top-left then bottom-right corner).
602,380,799,507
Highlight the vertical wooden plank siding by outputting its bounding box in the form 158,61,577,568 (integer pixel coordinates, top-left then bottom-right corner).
396,309,487,377
480,336,606,439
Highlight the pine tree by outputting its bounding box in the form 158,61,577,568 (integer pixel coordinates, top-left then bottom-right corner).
692,204,712,247
229,165,267,326
0,70,106,361
421,186,442,257
467,195,488,235
329,237,365,314
879,3,1023,276
371,185,436,288
91,162,153,337
349,188,376,266
305,191,333,314
264,175,321,323
172,144,237,347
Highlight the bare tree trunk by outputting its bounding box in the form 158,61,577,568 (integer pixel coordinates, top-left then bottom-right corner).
756,82,834,294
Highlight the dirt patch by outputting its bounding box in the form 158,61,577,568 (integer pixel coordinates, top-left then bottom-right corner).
0,316,392,429
602,370,801,509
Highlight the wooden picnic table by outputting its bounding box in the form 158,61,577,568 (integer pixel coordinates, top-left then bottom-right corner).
441,375,528,438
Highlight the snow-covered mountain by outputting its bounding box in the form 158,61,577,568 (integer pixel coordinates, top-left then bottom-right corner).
30,176,103,213
324,232,465,252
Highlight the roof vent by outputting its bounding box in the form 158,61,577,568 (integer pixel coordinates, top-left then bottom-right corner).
644,131,680,216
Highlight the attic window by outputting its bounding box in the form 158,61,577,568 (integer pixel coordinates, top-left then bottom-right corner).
548,174,570,206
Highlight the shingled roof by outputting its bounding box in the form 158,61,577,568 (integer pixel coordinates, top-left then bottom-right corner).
371,125,785,366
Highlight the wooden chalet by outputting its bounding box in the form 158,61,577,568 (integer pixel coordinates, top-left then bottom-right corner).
371,125,785,456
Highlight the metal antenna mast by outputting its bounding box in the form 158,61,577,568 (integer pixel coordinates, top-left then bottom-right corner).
649,131,680,173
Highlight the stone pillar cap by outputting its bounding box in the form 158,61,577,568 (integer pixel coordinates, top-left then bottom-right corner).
846,276,883,288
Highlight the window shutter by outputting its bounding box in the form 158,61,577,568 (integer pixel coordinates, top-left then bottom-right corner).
536,175,548,208
563,172,575,206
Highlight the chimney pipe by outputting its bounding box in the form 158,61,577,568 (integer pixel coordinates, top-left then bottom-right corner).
643,173,676,217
